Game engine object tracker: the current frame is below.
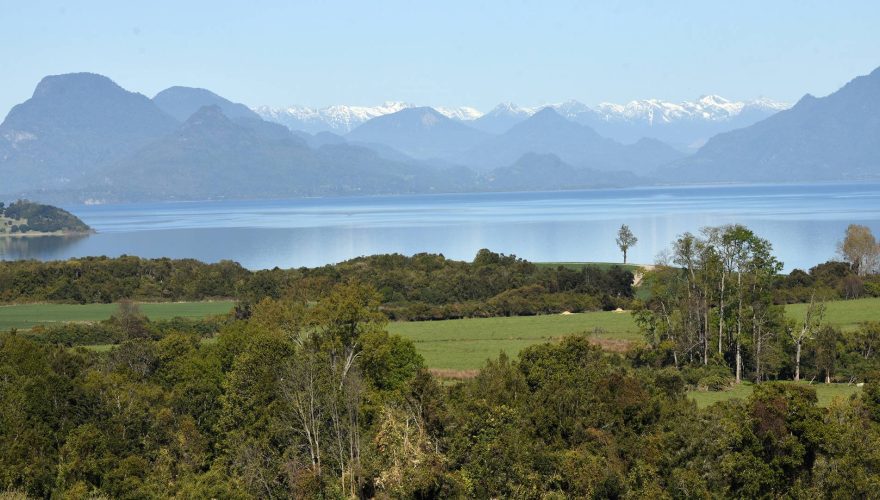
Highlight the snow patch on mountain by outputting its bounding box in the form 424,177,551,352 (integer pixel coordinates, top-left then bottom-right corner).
256,96,789,135
256,102,484,133
588,95,789,124
482,102,538,118
479,96,788,124
254,101,411,133
435,106,483,121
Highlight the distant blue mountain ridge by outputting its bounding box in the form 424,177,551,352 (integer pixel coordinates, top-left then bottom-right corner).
0,67,878,203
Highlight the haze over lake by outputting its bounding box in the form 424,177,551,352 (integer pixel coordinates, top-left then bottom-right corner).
2,183,879,271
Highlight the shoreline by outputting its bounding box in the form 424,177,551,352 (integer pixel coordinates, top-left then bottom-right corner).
0,230,94,238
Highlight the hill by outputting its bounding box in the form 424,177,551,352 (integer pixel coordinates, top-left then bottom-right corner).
0,200,91,235
153,86,262,122
470,102,536,134
457,108,685,174
662,66,880,182
0,73,178,194
82,106,472,201
484,153,637,191
346,107,490,159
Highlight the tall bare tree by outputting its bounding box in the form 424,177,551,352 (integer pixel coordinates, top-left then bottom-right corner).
789,293,825,382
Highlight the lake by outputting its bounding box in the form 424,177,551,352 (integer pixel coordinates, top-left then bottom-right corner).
2,183,879,271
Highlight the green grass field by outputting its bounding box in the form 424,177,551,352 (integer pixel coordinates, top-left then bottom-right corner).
785,297,880,331
3,296,879,373
0,301,235,331
388,311,642,370
688,382,861,408
388,297,880,370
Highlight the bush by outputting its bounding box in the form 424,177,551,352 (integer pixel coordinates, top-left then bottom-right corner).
24,322,121,346
698,374,732,391
680,363,734,390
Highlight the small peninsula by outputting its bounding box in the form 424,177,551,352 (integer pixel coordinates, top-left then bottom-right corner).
0,200,93,236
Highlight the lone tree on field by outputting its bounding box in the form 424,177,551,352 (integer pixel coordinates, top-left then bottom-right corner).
616,224,638,264
838,224,879,276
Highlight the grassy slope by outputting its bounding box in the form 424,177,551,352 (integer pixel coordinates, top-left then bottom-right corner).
785,297,880,331
0,301,236,331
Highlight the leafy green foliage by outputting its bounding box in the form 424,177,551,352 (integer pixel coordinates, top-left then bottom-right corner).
0,251,634,320
3,300,880,497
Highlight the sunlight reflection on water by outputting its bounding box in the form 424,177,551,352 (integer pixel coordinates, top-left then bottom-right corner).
2,183,879,271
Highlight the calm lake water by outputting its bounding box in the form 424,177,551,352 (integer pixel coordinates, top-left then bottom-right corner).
2,184,879,271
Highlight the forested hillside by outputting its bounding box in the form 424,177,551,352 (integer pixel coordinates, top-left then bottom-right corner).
0,200,91,235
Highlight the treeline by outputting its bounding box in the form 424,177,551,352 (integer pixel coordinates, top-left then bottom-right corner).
0,199,92,234
774,260,880,303
637,224,880,386
3,246,877,318
0,250,635,319
3,284,880,497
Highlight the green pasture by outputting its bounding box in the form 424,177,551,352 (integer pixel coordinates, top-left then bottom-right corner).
0,301,235,331
3,296,879,373
785,297,880,331
388,311,641,370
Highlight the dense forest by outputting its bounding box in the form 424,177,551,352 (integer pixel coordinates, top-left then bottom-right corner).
0,200,92,235
3,224,880,497
3,284,880,498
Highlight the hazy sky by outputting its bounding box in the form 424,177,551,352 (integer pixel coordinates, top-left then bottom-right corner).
2,0,879,116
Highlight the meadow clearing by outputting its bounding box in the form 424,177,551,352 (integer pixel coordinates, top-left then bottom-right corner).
2,296,878,407
0,301,236,331
3,297,879,368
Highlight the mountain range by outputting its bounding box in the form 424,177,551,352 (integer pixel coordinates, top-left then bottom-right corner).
663,66,880,183
87,105,475,200
258,95,788,149
0,74,475,202
452,107,685,174
1,66,878,203
255,102,482,135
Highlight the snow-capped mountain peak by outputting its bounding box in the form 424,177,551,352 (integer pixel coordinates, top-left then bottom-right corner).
551,100,592,116
586,96,789,125
484,102,537,117
256,95,790,137
255,102,482,133
434,106,483,121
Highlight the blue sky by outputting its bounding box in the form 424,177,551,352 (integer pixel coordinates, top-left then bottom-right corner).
2,0,878,116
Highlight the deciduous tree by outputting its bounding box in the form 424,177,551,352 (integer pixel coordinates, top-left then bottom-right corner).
616,224,638,264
